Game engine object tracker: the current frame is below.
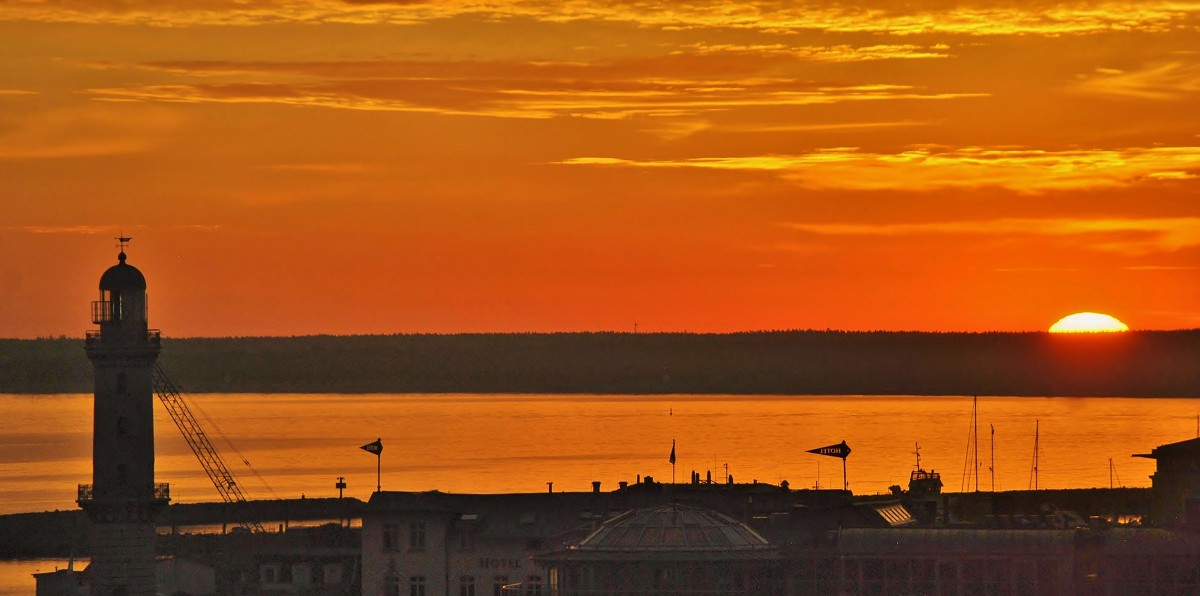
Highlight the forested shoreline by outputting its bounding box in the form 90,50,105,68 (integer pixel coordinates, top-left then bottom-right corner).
2,330,1198,396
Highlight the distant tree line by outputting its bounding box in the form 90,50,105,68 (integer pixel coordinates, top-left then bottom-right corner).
2,330,1198,397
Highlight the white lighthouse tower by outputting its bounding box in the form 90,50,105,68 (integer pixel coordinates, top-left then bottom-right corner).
78,239,169,596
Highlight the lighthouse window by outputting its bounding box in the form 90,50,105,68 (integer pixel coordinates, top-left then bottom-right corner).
116,373,128,395
117,417,128,437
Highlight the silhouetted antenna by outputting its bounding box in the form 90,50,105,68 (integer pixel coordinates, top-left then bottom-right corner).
989,423,995,492
1029,419,1040,491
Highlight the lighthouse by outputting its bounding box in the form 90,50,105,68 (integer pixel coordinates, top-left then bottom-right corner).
78,239,168,596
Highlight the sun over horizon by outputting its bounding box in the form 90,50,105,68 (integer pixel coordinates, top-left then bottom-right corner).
1,2,1198,338
1049,312,1131,334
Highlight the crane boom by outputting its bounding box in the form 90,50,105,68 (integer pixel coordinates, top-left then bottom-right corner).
153,364,265,533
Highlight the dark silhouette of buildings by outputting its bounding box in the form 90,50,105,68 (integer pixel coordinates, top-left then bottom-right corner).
1136,437,1200,526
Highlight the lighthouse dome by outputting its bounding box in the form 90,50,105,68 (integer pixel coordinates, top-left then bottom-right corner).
99,252,147,291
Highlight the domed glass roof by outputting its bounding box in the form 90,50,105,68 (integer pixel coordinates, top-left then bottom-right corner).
99,252,147,291
576,504,771,552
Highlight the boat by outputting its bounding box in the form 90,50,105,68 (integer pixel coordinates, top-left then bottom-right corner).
908,442,943,499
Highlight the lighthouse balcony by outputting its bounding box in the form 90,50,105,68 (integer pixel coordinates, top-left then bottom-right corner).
85,329,161,347
77,482,171,504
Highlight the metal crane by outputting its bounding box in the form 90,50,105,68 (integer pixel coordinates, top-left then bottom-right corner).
153,364,267,533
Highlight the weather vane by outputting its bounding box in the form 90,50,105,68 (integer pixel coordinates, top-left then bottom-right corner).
115,232,132,252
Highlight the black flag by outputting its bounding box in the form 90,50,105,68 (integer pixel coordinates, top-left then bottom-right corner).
807,440,851,460
360,438,383,455
669,440,676,464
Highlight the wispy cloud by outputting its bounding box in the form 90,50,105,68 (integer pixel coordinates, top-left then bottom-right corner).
2,0,1195,37
86,55,983,120
680,42,952,62
262,162,379,174
558,146,1200,191
0,104,180,160
1,225,106,234
1074,62,1200,100
782,217,1200,255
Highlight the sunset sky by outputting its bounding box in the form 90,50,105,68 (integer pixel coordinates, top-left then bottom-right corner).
2,1,1199,338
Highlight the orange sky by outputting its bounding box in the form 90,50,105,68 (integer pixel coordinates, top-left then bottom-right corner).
2,1,1199,337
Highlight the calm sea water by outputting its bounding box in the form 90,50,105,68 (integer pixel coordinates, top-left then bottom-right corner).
3,393,1198,516
3,393,1198,593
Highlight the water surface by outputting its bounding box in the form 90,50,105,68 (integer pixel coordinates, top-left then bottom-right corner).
3,393,1196,516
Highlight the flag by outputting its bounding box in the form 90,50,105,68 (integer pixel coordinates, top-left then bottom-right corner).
806,440,851,459
669,440,676,465
360,438,383,455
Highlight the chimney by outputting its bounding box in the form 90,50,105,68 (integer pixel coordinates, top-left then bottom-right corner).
592,481,601,494
547,482,553,494
619,481,628,490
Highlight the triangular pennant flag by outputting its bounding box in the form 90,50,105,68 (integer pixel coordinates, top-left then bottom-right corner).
360,438,383,455
806,440,851,459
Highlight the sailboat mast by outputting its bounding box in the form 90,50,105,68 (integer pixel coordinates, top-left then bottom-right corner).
990,424,995,492
1029,419,1040,491
973,396,980,493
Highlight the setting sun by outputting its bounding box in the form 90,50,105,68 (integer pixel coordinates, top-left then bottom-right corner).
1049,312,1130,334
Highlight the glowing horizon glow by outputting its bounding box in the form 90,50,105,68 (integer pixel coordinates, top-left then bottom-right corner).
1049,312,1130,334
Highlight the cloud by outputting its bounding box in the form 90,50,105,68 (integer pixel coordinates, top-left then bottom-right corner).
558,146,1200,192
782,217,1200,255
1,225,107,234
87,53,984,120
679,42,952,62
0,104,181,159
263,162,379,173
1,0,1195,37
1073,62,1200,101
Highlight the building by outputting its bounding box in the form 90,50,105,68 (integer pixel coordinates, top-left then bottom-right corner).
1135,437,1200,526
34,557,217,596
359,480,897,596
533,504,780,595
361,490,617,596
77,244,169,595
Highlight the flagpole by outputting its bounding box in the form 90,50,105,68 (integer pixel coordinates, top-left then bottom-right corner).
360,438,383,494
671,439,676,486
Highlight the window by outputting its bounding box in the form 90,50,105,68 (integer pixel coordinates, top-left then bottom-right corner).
459,527,475,550
260,564,280,584
116,464,128,486
116,372,127,395
116,416,128,437
526,575,542,596
385,577,401,596
459,575,476,596
383,523,399,550
492,575,508,596
409,575,426,596
323,563,343,585
409,521,426,550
